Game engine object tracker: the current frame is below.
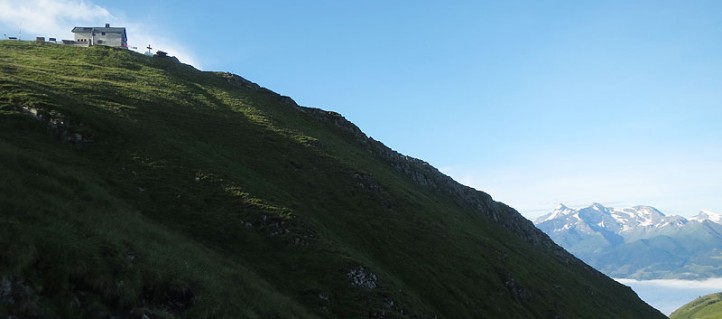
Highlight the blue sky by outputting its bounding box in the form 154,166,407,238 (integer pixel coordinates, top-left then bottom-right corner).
2,0,721,218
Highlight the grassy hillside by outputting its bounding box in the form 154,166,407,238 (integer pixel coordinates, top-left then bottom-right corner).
0,41,665,318
671,293,722,319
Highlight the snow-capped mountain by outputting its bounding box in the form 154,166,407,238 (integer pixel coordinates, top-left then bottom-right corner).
534,203,722,280
690,210,722,224
535,203,692,236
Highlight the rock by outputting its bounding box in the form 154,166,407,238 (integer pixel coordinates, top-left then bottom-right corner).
0,276,40,317
503,276,533,302
126,251,137,263
346,265,378,290
0,276,13,304
221,72,261,90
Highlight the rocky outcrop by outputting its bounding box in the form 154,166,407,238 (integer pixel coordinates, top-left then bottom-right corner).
346,265,378,290
0,276,42,318
220,72,263,91
15,104,94,146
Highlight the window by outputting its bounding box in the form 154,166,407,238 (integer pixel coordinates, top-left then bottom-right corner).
101,32,105,35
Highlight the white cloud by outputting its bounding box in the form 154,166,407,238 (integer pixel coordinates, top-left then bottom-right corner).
122,20,200,68
617,277,722,290
0,0,200,68
0,0,111,38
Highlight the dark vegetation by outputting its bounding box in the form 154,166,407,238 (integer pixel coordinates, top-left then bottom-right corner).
0,41,666,318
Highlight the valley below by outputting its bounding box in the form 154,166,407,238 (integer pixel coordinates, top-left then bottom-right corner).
616,277,722,315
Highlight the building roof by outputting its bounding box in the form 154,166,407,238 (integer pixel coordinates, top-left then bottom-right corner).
71,27,126,34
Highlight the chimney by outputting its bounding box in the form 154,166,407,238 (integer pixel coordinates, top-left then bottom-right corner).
105,23,110,28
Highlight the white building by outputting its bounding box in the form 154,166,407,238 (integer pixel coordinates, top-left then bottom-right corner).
71,24,127,48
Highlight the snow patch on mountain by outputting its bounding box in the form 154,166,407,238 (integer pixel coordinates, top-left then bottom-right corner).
535,203,720,235
690,210,722,224
534,203,722,279
536,203,575,223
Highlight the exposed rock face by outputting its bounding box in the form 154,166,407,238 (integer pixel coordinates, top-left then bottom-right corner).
0,276,41,318
503,276,533,302
221,72,262,91
0,276,13,305
346,265,378,290
15,104,94,145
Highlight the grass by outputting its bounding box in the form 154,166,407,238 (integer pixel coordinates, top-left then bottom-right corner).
670,292,722,319
0,41,666,318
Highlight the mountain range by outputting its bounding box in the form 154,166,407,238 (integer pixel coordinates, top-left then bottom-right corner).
535,203,722,279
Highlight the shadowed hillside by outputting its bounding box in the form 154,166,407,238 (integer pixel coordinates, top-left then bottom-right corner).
0,41,665,318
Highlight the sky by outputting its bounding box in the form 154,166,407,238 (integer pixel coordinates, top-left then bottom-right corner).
2,0,721,219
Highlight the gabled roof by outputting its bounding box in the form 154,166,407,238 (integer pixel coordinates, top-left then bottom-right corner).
71,27,127,34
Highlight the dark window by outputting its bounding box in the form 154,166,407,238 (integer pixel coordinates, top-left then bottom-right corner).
101,32,105,35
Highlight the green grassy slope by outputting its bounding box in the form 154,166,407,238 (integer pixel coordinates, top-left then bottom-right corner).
0,41,665,318
671,293,722,319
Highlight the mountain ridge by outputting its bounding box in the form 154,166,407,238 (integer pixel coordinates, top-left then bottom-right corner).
0,41,664,318
536,203,721,228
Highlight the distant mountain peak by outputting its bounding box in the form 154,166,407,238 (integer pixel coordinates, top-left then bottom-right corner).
535,203,576,223
536,203,681,235
534,203,722,280
690,210,722,224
